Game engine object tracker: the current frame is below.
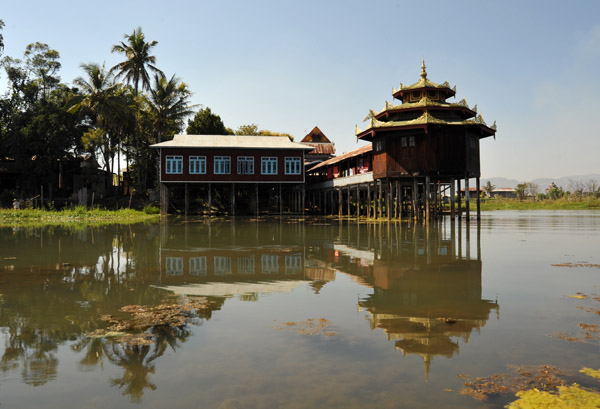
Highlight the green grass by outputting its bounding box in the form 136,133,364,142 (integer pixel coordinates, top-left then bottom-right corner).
475,197,600,211
0,206,160,227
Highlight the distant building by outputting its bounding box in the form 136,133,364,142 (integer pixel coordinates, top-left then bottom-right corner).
300,126,336,165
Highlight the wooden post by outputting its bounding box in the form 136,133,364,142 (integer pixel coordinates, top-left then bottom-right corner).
338,189,342,217
465,175,471,221
301,184,305,216
231,183,236,217
347,187,351,218
255,183,259,217
160,183,168,216
457,179,462,219
356,184,360,217
412,178,418,220
425,176,430,220
279,183,283,216
184,183,189,216
395,180,399,219
377,181,382,219
476,176,481,220
387,179,391,220
208,183,212,218
398,182,403,219
367,183,371,219
450,178,456,218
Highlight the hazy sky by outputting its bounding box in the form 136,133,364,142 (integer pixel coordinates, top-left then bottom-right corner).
2,0,599,180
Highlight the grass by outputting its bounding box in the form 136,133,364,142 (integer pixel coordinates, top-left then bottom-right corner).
0,206,160,227
475,197,600,211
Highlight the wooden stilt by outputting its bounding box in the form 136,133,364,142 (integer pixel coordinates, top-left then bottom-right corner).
367,183,371,219
425,176,430,220
465,175,471,221
208,183,212,218
184,183,189,216
255,183,259,217
457,179,462,219
347,187,351,217
476,176,481,220
301,185,305,216
356,184,360,217
450,178,456,218
231,183,236,216
412,178,418,220
279,183,282,216
387,179,391,220
338,189,342,217
160,183,168,216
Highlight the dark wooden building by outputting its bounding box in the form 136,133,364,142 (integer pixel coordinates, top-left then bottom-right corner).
152,134,313,216
306,61,496,220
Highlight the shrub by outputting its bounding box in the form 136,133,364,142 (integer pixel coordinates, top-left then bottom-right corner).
143,204,160,214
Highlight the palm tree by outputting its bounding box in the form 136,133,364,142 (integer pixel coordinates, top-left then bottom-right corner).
144,73,196,144
141,73,196,186
70,62,120,174
110,27,164,189
110,27,163,96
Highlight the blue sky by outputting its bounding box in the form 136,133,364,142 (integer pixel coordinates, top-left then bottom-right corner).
2,0,599,180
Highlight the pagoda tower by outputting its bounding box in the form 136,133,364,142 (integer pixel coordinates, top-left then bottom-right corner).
355,60,496,219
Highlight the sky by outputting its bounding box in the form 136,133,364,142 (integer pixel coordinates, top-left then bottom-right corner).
1,0,599,180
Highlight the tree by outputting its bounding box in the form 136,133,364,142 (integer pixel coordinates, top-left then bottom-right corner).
144,74,196,143
235,123,294,140
186,107,231,135
110,27,164,190
24,42,61,99
484,181,495,197
0,19,5,58
515,183,527,200
110,27,163,96
69,62,120,174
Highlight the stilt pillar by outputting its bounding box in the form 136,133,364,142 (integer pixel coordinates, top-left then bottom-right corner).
184,183,189,216
367,183,371,219
450,178,456,218
208,183,212,218
160,183,168,216
231,183,236,217
412,178,418,220
457,179,462,219
255,183,259,217
465,175,471,221
425,176,431,220
279,184,283,216
476,176,481,220
338,189,342,217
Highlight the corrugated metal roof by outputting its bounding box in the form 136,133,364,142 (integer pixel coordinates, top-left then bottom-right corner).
151,134,314,150
303,143,336,155
308,144,372,172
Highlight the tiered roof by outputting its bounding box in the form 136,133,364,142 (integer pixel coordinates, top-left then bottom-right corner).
356,60,496,140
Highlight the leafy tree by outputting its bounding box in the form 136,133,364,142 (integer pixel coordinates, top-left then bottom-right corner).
0,19,4,58
24,42,61,99
235,123,294,140
186,107,231,135
484,181,495,197
515,183,527,200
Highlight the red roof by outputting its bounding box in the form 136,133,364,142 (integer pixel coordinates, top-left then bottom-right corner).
308,144,372,172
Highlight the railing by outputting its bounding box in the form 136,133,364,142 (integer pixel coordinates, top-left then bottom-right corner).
308,172,374,190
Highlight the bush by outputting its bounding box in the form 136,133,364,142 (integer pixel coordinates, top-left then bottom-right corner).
143,204,160,214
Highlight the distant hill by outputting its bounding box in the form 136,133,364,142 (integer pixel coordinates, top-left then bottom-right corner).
481,174,600,190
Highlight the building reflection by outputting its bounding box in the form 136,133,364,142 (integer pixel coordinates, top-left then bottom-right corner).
307,220,499,378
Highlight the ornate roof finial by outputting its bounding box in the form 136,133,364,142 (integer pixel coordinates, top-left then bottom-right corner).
420,58,427,79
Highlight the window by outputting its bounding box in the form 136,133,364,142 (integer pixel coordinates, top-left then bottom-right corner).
285,254,303,275
237,156,254,175
401,137,408,148
284,157,301,175
261,157,278,175
214,156,231,174
238,256,255,274
214,257,232,275
189,156,206,174
165,257,183,275
409,136,416,147
165,156,183,174
261,254,279,274
189,257,207,275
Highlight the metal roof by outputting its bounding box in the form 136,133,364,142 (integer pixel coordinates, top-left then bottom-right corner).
151,134,314,151
308,144,372,172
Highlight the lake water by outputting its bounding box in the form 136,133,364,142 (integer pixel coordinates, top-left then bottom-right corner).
1,211,599,408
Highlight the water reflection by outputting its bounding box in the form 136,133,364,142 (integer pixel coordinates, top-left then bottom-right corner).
0,218,498,404
304,220,498,377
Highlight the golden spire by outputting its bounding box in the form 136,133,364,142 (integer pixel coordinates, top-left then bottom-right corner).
420,58,427,79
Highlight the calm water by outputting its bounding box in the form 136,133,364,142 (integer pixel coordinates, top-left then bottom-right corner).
1,211,599,408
